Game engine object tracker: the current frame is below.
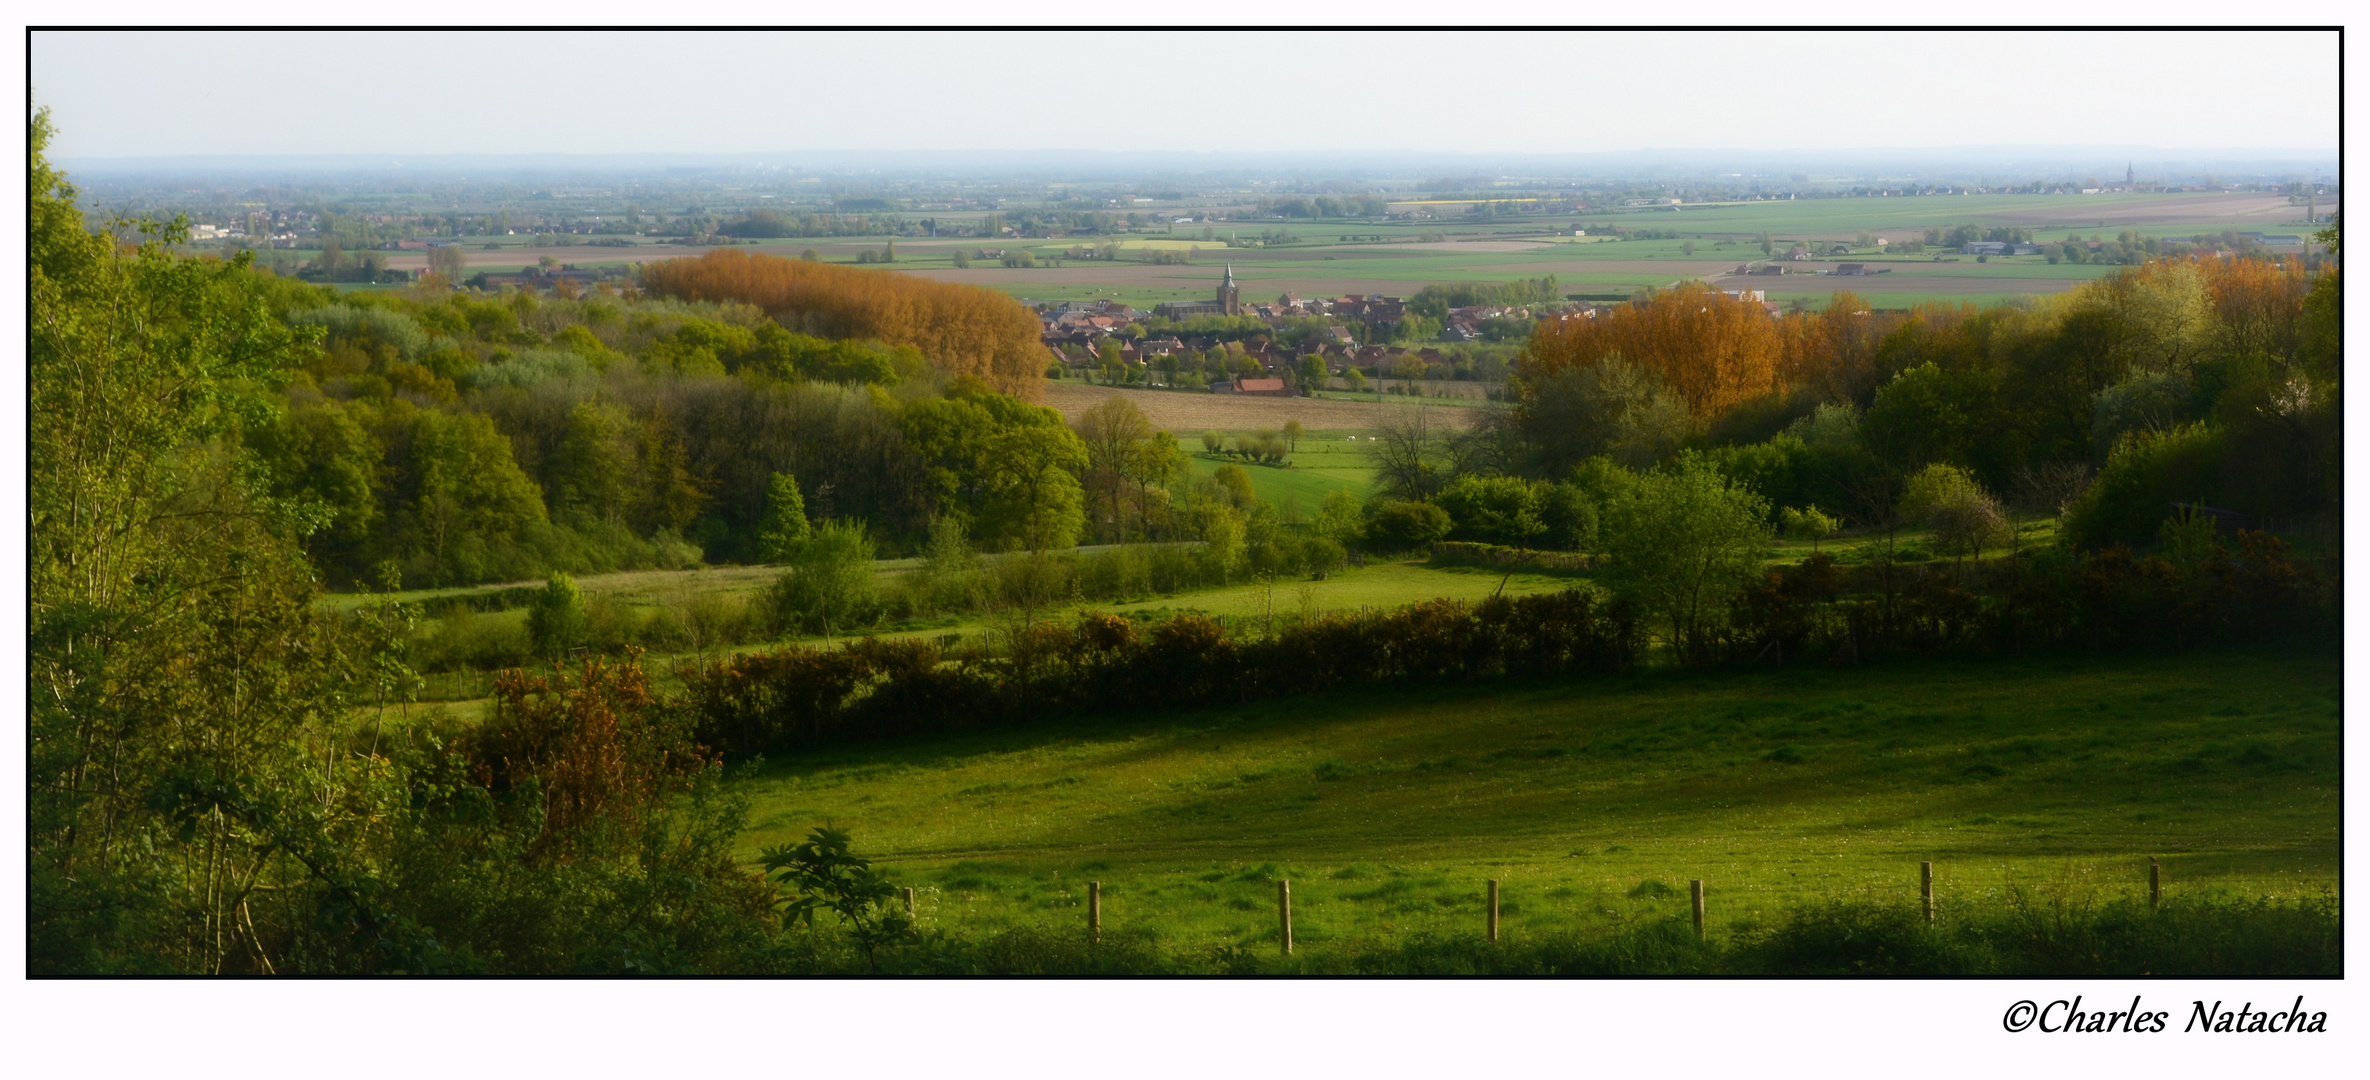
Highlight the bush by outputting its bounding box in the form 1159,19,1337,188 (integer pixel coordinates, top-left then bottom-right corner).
2062,424,2225,550
1434,475,1546,547
1364,500,1452,553
767,519,880,640
526,572,588,658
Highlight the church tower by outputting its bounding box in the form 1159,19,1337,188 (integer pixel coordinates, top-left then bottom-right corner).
1217,263,1242,316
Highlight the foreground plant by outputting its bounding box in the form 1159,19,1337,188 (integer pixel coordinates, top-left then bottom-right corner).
762,826,914,972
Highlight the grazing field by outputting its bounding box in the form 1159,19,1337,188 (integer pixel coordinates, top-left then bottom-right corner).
730,648,2340,954
1185,442,1377,507
1042,380,1478,432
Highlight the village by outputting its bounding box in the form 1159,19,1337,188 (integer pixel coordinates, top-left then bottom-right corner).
1033,264,1537,397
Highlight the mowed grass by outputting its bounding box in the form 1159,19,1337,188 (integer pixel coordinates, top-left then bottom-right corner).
730,649,2340,952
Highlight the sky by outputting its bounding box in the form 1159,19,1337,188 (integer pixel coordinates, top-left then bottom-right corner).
30,29,2343,160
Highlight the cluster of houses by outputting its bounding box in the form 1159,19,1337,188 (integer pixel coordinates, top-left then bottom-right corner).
1039,266,1551,393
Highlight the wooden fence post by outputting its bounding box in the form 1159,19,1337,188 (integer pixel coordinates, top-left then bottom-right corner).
1088,881,1102,940
1487,879,1500,943
1921,861,1935,922
1690,879,1706,941
1278,879,1293,956
903,886,915,918
2149,858,2162,909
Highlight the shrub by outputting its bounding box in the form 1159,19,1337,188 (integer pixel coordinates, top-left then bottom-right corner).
1364,500,1452,553
526,572,588,658
767,519,880,640
2062,424,2226,550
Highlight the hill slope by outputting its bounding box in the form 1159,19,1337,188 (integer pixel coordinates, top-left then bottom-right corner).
732,649,2339,949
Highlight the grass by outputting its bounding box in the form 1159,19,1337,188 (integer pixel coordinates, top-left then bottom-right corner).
1187,443,1373,509
727,648,2339,958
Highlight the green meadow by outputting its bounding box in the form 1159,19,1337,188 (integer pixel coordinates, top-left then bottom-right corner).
729,648,2339,955
1186,439,1375,509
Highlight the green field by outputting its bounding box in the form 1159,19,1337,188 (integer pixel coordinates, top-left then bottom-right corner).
1186,441,1374,509
728,649,2339,954
814,191,2319,311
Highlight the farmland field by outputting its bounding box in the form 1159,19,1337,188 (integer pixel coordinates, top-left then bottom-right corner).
727,648,2340,952
373,192,2317,312
863,191,2317,310
1042,380,1478,431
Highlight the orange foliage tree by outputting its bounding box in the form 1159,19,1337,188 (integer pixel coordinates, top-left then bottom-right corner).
1521,282,1785,417
1778,291,1895,405
639,248,1045,399
2199,255,2315,363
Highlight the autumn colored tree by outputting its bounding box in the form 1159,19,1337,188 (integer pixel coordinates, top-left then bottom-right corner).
1521,282,1782,418
638,248,1045,399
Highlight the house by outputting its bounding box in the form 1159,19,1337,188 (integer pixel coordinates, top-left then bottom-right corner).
1834,263,1866,276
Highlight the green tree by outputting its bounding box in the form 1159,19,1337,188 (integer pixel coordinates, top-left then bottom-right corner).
978,425,1087,551
1598,456,1773,662
1196,500,1247,581
770,518,880,641
1212,463,1257,509
757,472,811,563
549,400,636,521
1777,504,1839,552
527,572,590,657
30,105,377,973
1313,488,1365,546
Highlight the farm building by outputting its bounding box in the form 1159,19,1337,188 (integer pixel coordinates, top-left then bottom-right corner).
1212,377,1292,397
1961,241,2043,256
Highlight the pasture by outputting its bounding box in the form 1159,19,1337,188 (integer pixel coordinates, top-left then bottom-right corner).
728,648,2340,953
1185,439,1378,508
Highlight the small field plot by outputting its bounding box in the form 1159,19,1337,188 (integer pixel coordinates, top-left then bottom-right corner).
1042,381,1476,432
731,649,2339,952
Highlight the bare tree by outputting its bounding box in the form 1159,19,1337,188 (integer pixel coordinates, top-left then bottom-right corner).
2013,461,2095,520
1364,404,1449,501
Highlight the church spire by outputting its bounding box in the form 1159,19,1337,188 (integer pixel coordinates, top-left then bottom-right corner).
1223,262,1235,286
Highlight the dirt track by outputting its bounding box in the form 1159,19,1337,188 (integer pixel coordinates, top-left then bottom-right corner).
1041,381,1478,433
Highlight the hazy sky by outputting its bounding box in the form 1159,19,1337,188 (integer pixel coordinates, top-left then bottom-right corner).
33,29,2340,159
